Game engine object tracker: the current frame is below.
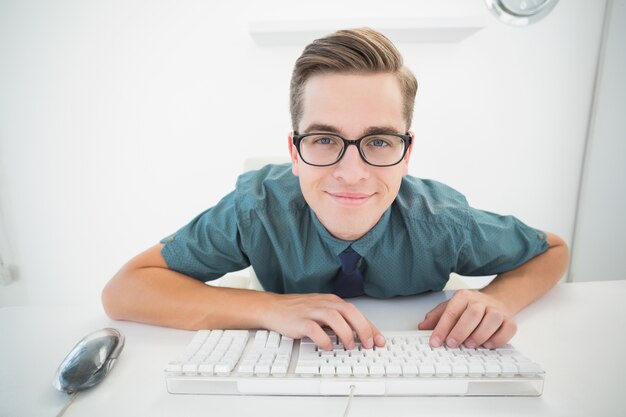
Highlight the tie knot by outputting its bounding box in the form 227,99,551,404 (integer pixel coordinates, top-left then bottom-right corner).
338,247,361,274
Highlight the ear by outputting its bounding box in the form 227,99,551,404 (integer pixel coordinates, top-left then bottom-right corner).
401,131,415,176
288,133,300,176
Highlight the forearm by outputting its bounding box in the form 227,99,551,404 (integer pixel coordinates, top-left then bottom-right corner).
102,267,274,330
102,265,385,350
480,232,569,315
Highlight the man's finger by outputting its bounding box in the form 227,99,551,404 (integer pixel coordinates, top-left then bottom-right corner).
444,302,486,348
464,307,505,347
483,319,517,349
338,302,382,349
369,321,386,348
430,296,469,347
302,320,334,351
311,307,355,350
418,301,448,330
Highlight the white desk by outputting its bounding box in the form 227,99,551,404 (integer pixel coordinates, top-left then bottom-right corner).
1,281,625,417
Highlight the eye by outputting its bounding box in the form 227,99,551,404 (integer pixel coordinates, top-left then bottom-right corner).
315,137,334,145
308,135,341,146
364,136,392,148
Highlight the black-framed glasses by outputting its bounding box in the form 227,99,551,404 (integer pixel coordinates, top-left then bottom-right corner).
292,132,412,167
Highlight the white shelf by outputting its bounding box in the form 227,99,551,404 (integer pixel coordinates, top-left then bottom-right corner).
249,17,485,46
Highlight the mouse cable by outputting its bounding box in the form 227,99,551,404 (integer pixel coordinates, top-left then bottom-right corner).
55,392,78,417
342,385,356,417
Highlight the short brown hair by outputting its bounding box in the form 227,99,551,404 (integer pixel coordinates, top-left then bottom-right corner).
290,27,418,131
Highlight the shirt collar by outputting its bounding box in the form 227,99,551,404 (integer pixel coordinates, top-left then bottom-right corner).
310,207,392,257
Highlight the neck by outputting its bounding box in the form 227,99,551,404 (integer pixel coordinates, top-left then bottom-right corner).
317,216,375,242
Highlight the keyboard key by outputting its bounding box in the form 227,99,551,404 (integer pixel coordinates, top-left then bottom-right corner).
254,330,268,347
182,363,199,374
468,362,485,377
419,363,435,377
271,362,288,375
402,363,418,376
223,330,249,339
369,364,385,377
259,352,276,362
166,362,183,373
295,362,319,376
343,357,359,366
238,362,255,375
361,348,374,356
266,331,281,348
375,357,390,366
279,338,294,354
501,362,518,377
198,363,215,374
386,364,402,376
517,362,543,376
320,364,336,376
419,336,431,345
352,364,368,376
377,350,393,358
485,361,501,377
435,363,452,377
363,357,376,366
452,362,468,377
349,350,365,358
336,364,352,376
254,362,271,375
298,343,318,360
190,330,210,346
495,343,515,352
215,361,235,375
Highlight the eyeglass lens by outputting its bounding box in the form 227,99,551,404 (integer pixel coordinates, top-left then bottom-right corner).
299,134,406,166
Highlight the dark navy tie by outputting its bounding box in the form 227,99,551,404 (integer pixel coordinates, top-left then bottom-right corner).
333,246,365,298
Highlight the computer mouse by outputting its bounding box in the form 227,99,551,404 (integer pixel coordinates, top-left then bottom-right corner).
53,328,125,394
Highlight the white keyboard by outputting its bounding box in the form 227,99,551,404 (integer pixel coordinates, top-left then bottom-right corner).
164,329,545,396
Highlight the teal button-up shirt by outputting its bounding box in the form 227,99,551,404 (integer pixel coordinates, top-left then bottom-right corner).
161,164,549,297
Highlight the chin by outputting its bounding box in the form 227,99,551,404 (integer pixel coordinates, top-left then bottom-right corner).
325,210,380,241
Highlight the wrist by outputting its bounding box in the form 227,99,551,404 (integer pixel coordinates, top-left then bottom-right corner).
479,285,518,317
247,290,280,329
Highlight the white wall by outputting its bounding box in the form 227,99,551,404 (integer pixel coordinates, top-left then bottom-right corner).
0,0,606,306
570,0,626,282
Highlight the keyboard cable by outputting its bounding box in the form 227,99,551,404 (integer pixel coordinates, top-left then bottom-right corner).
342,385,356,417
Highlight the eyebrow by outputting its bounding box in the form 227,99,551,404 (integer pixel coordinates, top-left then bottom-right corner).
301,123,404,136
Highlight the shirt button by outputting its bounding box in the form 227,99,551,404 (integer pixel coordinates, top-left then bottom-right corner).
168,236,175,242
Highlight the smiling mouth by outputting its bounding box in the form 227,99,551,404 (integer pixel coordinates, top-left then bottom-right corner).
326,192,373,206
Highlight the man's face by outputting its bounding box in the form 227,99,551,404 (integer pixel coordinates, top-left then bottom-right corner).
289,72,413,241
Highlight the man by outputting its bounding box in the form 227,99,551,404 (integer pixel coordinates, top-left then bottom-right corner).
102,28,569,351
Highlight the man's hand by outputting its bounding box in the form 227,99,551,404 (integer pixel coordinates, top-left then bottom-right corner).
258,293,386,351
417,232,569,349
417,289,517,349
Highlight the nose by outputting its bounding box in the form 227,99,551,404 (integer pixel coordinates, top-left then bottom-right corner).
332,143,370,183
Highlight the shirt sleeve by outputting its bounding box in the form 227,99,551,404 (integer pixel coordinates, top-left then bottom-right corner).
455,207,550,276
159,190,250,282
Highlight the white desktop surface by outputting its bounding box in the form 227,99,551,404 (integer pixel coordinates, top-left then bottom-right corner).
1,280,625,417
